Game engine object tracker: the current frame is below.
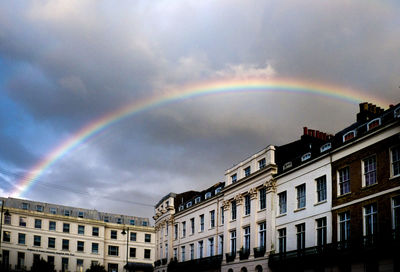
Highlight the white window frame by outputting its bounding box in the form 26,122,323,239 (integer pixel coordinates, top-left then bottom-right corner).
205,192,212,199
363,203,377,236
278,191,287,214
390,145,400,178
258,158,266,169
301,152,311,162
244,166,251,177
283,162,292,171
259,222,266,248
195,197,201,204
343,130,356,142
316,175,327,203
367,118,381,131
243,226,250,250
394,106,400,118
338,167,350,196
320,142,331,153
244,195,251,215
316,217,327,246
362,155,377,187
186,201,192,208
393,196,400,232
296,184,306,209
231,174,237,183
230,230,236,253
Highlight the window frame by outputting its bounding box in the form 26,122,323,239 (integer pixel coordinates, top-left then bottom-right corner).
338,167,350,196
296,184,306,209
316,175,327,203
390,145,400,178
362,155,377,187
278,191,287,215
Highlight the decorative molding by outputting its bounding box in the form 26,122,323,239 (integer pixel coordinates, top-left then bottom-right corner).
234,194,243,205
249,187,258,199
264,179,276,193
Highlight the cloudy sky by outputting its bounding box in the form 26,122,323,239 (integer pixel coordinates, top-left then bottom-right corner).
1,0,399,220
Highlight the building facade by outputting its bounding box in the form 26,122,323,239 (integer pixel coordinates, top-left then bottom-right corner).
0,197,155,272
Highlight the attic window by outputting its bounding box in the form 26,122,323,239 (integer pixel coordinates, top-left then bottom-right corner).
320,142,332,153
195,197,201,204
283,162,292,171
215,187,222,194
178,205,184,211
343,130,356,142
186,202,192,208
367,118,381,131
205,192,212,199
301,153,311,162
394,107,400,118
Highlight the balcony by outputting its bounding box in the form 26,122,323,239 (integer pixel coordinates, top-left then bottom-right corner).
167,255,223,272
161,258,167,265
253,246,266,258
154,260,161,267
225,252,236,263
239,248,250,260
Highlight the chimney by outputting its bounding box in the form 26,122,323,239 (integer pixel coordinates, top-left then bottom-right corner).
357,102,383,122
303,127,308,136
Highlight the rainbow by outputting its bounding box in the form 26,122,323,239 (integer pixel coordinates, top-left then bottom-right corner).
11,78,390,197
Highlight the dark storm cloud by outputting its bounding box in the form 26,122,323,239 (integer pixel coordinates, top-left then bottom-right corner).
0,0,399,218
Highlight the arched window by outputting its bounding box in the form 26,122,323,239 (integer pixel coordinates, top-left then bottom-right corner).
228,269,234,272
241,267,248,272
255,265,263,272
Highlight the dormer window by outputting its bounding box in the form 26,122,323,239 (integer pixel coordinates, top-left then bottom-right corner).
343,130,356,142
205,192,212,199
178,205,184,211
395,107,400,118
195,197,201,204
36,205,43,212
301,153,311,162
215,187,222,194
244,166,251,177
320,142,332,153
283,162,292,171
22,203,29,210
258,158,266,169
186,202,192,208
367,118,381,131
231,174,237,183
166,201,169,207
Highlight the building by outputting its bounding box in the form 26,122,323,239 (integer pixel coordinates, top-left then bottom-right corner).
154,102,400,272
0,197,155,272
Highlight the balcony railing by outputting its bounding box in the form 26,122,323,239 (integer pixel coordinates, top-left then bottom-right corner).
239,248,250,260
161,258,167,265
253,246,266,258
154,260,161,267
225,252,236,263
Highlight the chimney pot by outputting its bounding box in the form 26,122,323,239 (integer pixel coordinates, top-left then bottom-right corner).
303,127,308,136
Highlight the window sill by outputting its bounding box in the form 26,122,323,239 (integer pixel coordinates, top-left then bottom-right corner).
209,227,215,231
229,219,237,223
337,192,351,198
294,207,306,213
361,183,377,190
242,214,250,219
389,174,400,180
258,208,266,213
91,253,99,255
314,200,327,206
276,213,287,218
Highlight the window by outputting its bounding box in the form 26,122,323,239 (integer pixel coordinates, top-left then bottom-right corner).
259,222,266,248
339,211,350,242
103,216,109,222
363,156,377,186
343,130,356,142
190,244,194,260
296,184,306,209
62,239,69,250
49,207,57,214
186,202,193,208
165,243,168,259
278,191,287,214
63,223,70,233
19,217,26,227
195,196,201,204
393,196,400,232
18,233,26,244
143,221,149,227
367,118,381,131
231,173,237,183
218,235,224,255
92,243,99,254
77,259,84,270
259,158,266,169
78,211,84,218
47,256,54,266
78,225,85,235
296,223,306,250
395,106,400,118
130,219,135,225
173,225,178,240
64,210,70,216
259,188,266,210
338,167,350,195
244,166,251,177
4,213,11,225
220,207,224,225
178,205,184,211
301,153,311,162
117,218,122,224
108,245,119,256
210,210,215,228
130,247,136,258
3,231,10,242
145,233,151,243
130,232,137,241
198,241,204,258
208,237,214,256
77,241,84,252
34,235,41,247
62,258,69,272
243,226,250,250
181,246,186,261
391,146,400,177
244,195,251,215
230,230,236,253
22,203,29,210
182,221,186,237
111,230,117,239
231,200,237,220
49,221,56,231
144,249,151,259
35,219,42,229
190,218,195,234
320,142,332,153
92,227,99,236
200,214,204,232
316,175,327,203
316,217,327,246
17,252,25,268
205,192,212,199
215,187,222,194
48,237,55,248
278,228,286,253
36,205,43,212
364,203,377,237
283,162,292,171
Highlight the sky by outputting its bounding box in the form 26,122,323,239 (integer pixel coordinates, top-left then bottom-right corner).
0,0,399,221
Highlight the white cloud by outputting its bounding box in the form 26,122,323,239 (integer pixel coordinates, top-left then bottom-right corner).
215,63,276,79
